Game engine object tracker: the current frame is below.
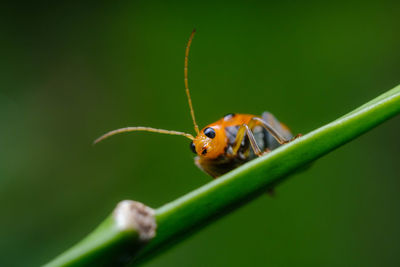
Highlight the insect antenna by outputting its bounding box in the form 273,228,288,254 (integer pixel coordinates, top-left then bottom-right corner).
94,30,201,145
93,126,194,145
185,29,200,135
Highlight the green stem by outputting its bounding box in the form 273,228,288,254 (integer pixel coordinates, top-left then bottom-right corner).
44,85,400,267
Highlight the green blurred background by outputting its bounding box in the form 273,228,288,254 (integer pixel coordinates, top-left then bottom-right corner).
1,1,399,266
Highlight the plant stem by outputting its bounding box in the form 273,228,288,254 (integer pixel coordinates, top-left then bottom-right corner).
44,84,400,267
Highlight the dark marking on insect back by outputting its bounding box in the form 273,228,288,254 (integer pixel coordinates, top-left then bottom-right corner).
224,113,235,121
262,128,270,151
225,126,240,145
202,149,207,155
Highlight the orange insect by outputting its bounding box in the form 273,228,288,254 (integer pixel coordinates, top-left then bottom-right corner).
94,30,297,178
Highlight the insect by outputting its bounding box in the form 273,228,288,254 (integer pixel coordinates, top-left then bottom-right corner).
94,30,298,178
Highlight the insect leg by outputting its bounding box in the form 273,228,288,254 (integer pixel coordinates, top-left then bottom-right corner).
231,115,293,157
231,121,263,157
252,117,289,144
262,111,293,139
243,124,263,156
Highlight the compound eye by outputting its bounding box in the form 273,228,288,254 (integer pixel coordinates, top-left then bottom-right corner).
190,142,197,154
204,127,216,139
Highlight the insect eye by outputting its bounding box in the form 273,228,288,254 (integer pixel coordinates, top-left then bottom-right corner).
190,142,196,154
204,127,216,139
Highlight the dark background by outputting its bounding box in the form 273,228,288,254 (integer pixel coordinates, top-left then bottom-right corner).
1,1,399,266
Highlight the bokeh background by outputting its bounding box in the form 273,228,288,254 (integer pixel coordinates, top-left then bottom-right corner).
1,1,400,266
